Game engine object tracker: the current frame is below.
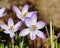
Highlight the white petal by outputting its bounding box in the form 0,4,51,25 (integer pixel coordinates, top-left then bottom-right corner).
14,21,22,28
13,6,21,14
0,24,8,30
30,31,36,40
22,4,28,14
24,12,37,27
10,32,15,38
37,21,46,29
16,13,24,20
13,27,19,32
13,6,24,20
19,28,30,36
8,18,14,26
30,13,37,25
21,18,25,21
4,30,10,34
0,13,7,17
36,30,46,39
0,7,6,14
26,11,37,17
24,17,32,27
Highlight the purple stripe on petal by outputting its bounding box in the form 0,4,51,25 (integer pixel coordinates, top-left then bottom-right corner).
16,13,23,20
14,21,22,29
26,11,37,17
19,28,30,36
22,4,28,14
24,13,37,27
10,32,15,38
30,13,37,25
30,31,36,40
14,27,19,32
24,17,32,27
13,6,23,20
37,21,46,29
13,6,21,14
8,18,14,26
36,30,46,39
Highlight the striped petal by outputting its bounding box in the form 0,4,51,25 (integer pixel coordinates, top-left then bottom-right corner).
16,13,23,20
36,21,46,29
24,13,37,27
0,24,8,30
8,18,14,26
14,21,22,28
30,13,37,25
19,28,30,36
36,30,46,39
24,17,32,27
22,4,28,14
13,6,21,14
13,27,19,32
30,31,36,40
26,11,37,17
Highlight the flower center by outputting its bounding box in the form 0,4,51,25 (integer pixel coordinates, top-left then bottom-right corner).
32,25,38,30
10,26,14,31
23,12,28,17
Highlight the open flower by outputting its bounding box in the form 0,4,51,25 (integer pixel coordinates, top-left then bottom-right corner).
0,7,6,17
0,18,22,38
13,4,37,21
19,13,46,40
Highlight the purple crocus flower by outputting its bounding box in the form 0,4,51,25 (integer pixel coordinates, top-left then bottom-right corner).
13,4,37,21
0,18,22,38
19,13,46,40
0,7,6,17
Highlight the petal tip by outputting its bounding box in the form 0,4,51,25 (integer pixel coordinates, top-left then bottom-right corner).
19,32,23,36
30,37,36,40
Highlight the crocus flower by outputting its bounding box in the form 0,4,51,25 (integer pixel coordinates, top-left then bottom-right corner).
0,18,22,38
0,7,6,17
13,4,37,21
19,13,46,40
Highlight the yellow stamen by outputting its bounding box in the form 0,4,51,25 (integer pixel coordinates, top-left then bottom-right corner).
23,12,28,17
32,25,38,30
10,26,14,31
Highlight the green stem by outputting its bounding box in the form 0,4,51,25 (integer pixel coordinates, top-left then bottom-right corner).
50,22,54,48
45,26,49,37
11,38,14,48
56,40,58,48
